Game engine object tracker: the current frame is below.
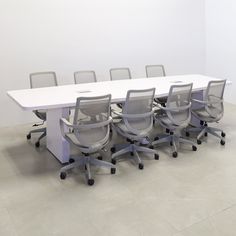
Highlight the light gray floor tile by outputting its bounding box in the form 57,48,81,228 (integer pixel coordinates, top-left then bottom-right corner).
0,103,235,236
173,219,219,236
210,205,236,236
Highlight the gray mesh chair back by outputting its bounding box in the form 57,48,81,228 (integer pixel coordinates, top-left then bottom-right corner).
73,95,111,147
110,68,131,81
122,88,155,135
204,80,226,119
146,65,166,78
74,71,97,84
30,72,58,88
166,83,193,126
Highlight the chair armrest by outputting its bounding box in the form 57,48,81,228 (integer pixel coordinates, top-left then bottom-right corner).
60,116,112,139
155,103,191,112
59,118,76,138
191,98,207,104
77,117,113,131
112,109,154,119
192,98,223,105
60,118,77,128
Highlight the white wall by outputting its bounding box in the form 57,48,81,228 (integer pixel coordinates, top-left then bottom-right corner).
0,0,206,127
206,0,236,104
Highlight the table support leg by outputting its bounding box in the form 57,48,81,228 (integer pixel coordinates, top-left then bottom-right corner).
46,108,70,163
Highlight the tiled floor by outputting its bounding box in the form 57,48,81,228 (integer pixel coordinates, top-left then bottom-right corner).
0,103,236,236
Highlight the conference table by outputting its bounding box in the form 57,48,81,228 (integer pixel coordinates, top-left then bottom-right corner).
7,74,229,163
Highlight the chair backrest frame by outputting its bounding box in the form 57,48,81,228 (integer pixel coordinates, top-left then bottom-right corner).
72,94,112,147
122,88,155,136
204,79,226,119
165,83,193,126
29,71,58,89
109,68,132,81
74,70,97,84
145,65,166,78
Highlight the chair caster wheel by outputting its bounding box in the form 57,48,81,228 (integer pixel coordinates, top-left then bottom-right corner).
221,132,226,138
111,168,116,174
197,139,202,145
149,145,154,149
154,136,159,141
170,141,173,146
69,158,75,163
186,132,190,137
26,134,31,140
111,159,116,165
111,147,116,153
130,152,134,156
97,156,103,160
154,154,159,160
138,163,144,170
172,152,178,158
204,132,208,137
220,140,225,145
87,179,94,186
60,172,66,180
35,141,40,148
200,120,204,126
192,145,197,151
166,128,170,133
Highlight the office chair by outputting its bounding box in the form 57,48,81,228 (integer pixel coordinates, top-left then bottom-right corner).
151,83,197,158
146,65,167,106
26,72,58,147
111,88,159,169
109,67,132,81
186,80,226,145
109,67,132,110
74,70,97,84
59,94,115,186
145,65,166,78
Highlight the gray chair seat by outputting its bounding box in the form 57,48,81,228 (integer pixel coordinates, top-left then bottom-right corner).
65,128,108,153
158,114,187,129
33,110,47,120
155,97,167,104
115,120,150,139
192,107,223,122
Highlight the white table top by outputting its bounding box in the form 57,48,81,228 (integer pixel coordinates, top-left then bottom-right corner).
7,74,229,111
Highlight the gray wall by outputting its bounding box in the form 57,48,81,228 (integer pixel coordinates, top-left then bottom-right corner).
0,0,206,127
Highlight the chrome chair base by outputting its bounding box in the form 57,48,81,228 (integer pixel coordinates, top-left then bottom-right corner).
186,124,226,145
111,141,159,169
152,132,197,158
60,154,116,185
27,127,46,147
